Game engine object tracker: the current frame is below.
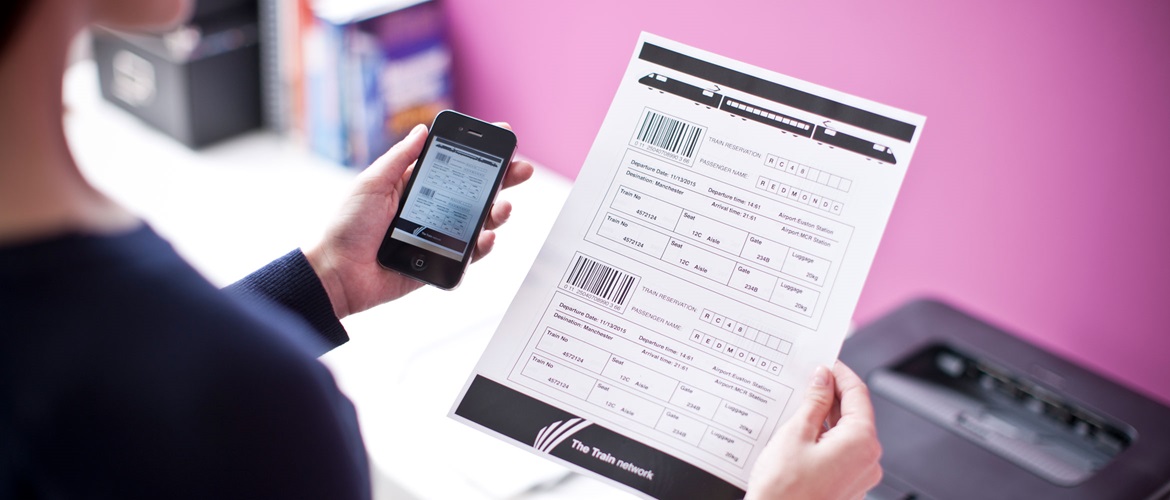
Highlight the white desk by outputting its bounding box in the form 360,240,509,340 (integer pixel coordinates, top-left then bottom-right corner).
64,61,638,500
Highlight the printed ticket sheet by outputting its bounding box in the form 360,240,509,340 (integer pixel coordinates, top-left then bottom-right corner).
451,33,925,499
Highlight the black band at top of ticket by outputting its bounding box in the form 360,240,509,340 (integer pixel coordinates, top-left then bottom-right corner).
455,376,746,500
639,42,917,143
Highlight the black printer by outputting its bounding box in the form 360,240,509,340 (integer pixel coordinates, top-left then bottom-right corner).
841,299,1170,500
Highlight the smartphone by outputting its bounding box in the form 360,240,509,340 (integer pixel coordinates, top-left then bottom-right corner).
376,110,517,289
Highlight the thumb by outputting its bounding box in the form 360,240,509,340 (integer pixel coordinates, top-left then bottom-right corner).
792,365,835,441
360,123,427,183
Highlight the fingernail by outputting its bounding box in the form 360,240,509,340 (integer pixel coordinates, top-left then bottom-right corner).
812,366,830,387
410,124,427,137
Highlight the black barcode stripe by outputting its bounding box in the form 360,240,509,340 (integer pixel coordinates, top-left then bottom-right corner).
641,114,659,144
420,187,435,198
645,113,660,145
566,256,635,307
686,126,699,157
654,117,668,148
600,267,615,298
637,111,701,159
594,266,611,296
616,274,635,304
669,118,683,152
661,118,676,149
578,260,592,289
569,256,586,285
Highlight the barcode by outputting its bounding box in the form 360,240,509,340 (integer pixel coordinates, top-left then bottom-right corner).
565,255,636,308
637,111,701,159
435,152,451,164
419,187,436,198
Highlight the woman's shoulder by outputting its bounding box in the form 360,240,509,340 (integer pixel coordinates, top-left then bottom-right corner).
1,226,367,498
1,224,335,403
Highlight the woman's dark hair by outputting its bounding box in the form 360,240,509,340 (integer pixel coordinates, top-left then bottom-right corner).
0,0,33,56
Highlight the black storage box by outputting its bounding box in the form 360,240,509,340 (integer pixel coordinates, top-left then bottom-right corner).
192,0,256,20
92,3,261,148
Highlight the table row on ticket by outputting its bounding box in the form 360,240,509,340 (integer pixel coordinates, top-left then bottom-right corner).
522,352,756,468
610,185,836,287
599,212,821,317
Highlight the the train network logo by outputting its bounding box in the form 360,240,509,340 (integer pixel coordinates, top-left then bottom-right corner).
533,417,592,453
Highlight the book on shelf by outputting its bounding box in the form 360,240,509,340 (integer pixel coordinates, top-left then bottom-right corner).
259,0,453,168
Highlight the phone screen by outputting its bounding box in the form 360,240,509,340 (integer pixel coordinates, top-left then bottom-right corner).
388,136,505,261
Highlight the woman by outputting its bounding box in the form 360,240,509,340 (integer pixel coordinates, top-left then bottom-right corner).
0,0,881,498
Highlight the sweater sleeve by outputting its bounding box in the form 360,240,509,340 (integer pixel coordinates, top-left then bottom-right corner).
224,249,349,353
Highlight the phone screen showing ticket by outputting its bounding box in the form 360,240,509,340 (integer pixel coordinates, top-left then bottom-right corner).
390,137,504,261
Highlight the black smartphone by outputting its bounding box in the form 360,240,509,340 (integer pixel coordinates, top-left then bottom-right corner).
376,110,517,290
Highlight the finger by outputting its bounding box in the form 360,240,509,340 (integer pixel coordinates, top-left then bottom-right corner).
828,388,843,428
400,163,415,183
361,124,428,185
472,230,496,262
486,122,532,191
825,363,847,428
502,159,535,190
792,365,836,442
833,361,875,423
484,200,513,231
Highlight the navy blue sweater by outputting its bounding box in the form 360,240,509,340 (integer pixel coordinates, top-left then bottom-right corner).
0,225,369,499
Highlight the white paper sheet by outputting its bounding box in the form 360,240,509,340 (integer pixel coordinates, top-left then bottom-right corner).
451,33,925,499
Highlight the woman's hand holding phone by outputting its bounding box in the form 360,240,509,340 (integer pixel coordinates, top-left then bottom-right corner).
304,122,534,319
376,112,518,290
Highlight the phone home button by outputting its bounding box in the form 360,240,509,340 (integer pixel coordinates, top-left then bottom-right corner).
410,254,428,271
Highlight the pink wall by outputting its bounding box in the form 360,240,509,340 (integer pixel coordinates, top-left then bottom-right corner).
440,0,1170,405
